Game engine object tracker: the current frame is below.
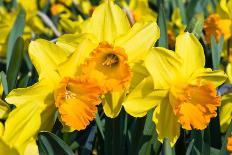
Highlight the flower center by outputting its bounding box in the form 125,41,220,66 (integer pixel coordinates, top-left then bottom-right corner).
82,42,132,92
102,53,119,67
169,79,220,130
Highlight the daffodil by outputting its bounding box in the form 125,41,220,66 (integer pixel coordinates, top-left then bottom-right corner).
57,0,160,117
4,36,105,154
204,0,232,44
124,32,227,145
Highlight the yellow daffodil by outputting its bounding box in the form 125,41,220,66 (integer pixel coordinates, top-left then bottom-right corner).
204,0,232,44
124,32,227,145
57,0,160,117
4,36,106,154
120,0,157,24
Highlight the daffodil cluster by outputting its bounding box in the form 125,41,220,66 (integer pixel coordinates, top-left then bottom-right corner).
0,0,231,154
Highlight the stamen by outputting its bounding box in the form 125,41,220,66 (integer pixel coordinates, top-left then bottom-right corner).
102,54,119,66
65,90,77,99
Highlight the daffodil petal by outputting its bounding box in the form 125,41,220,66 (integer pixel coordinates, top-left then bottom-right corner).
129,61,149,91
115,22,160,62
83,0,130,43
29,39,69,79
2,102,43,147
0,138,18,155
56,33,98,53
175,32,205,77
102,91,125,118
220,94,232,133
22,139,39,155
227,63,232,83
123,77,168,117
6,79,55,107
191,68,227,87
58,39,98,77
153,98,180,146
145,47,182,89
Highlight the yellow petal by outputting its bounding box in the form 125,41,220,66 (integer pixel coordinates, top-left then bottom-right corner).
6,79,55,107
145,47,182,89
190,68,227,87
123,77,168,117
29,39,69,79
220,94,232,133
83,0,130,43
227,63,232,83
129,61,149,90
102,91,126,118
2,102,43,148
58,39,98,77
175,32,205,77
153,98,180,146
56,33,98,53
22,139,39,155
115,22,160,62
0,138,18,155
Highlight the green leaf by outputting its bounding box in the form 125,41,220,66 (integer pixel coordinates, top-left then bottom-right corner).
139,110,161,155
95,113,105,140
6,37,24,92
211,36,224,70
186,139,195,155
186,13,204,39
175,0,187,24
158,0,168,48
128,117,146,155
104,110,126,155
6,8,25,69
0,71,8,95
186,0,199,22
161,138,172,155
38,131,74,155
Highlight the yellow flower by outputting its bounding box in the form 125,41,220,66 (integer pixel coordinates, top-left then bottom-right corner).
4,38,103,153
228,136,232,154
124,32,227,145
57,0,160,117
204,13,231,43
